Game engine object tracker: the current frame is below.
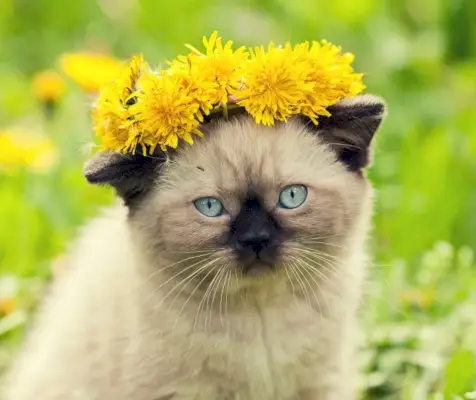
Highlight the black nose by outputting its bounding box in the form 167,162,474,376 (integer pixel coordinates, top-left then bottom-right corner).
237,229,270,253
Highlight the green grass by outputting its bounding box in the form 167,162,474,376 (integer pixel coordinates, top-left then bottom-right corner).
1,0,476,398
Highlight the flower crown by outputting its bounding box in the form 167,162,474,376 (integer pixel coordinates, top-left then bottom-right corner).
92,32,365,155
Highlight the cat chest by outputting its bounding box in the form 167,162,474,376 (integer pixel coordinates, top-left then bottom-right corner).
195,305,326,399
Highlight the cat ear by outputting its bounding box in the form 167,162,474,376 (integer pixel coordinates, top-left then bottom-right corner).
83,150,166,207
311,94,387,171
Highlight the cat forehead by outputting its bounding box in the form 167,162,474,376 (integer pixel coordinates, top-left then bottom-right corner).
168,117,341,192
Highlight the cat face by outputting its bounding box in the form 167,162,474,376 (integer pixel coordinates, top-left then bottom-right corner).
85,95,386,284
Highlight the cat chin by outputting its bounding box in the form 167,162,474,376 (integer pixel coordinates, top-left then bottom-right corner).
241,261,275,277
229,263,286,290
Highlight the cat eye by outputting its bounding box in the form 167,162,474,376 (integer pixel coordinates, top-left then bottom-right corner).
194,197,225,217
278,185,308,209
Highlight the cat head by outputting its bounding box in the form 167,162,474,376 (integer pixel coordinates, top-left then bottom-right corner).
84,94,386,286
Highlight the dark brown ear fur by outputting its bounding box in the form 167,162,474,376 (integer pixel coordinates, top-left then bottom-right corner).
84,151,166,207
307,94,387,171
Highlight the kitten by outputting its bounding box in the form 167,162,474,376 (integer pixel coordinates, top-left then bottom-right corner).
3,94,386,400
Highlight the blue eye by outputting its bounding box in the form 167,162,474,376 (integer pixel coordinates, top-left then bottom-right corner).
194,197,225,217
278,185,308,209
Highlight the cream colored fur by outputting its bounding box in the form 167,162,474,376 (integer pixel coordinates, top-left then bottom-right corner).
3,113,377,400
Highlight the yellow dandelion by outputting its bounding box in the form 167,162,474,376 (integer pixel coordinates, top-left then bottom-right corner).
294,41,365,123
171,31,249,107
0,295,16,316
164,62,217,117
92,83,130,151
0,129,57,174
132,71,203,152
0,297,15,316
234,43,313,126
60,52,124,93
32,69,66,103
400,288,435,310
91,32,367,153
92,55,148,153
117,53,146,100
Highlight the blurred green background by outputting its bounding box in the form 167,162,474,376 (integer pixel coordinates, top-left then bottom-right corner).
0,0,475,398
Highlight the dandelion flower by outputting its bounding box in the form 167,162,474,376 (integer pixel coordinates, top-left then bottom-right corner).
32,69,66,103
171,31,249,108
60,52,124,92
234,43,313,126
0,129,57,174
0,276,18,317
164,63,217,117
132,71,203,152
92,55,148,153
0,297,15,316
91,32,366,152
294,40,365,123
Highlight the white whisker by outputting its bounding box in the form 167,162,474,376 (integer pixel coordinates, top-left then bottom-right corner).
288,262,311,307
297,246,341,262
288,247,342,281
296,254,341,291
293,257,331,317
223,267,232,329
217,266,230,328
282,257,298,305
206,266,226,331
300,240,348,251
157,256,222,309
146,252,215,282
192,260,225,332
169,248,226,255
293,260,324,317
172,264,220,332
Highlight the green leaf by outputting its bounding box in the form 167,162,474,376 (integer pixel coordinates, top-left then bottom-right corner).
444,350,476,399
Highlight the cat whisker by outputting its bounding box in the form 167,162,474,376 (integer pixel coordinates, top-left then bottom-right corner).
206,266,227,331
297,246,342,262
157,256,223,309
193,265,222,333
287,247,342,281
301,252,344,282
219,266,231,328
146,252,215,283
288,261,312,308
174,278,211,335
292,257,331,317
160,263,213,319
166,262,217,314
169,247,227,255
289,246,341,264
290,248,340,270
282,256,298,306
293,254,341,292
300,240,348,251
152,256,214,297
234,267,246,303
231,267,241,341
172,258,224,332
292,259,325,318
224,267,233,330
295,233,340,241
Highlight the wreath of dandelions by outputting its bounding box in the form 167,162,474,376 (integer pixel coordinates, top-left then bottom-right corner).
92,31,366,155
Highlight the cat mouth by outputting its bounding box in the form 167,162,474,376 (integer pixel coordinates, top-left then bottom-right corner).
243,262,274,276
240,252,276,276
